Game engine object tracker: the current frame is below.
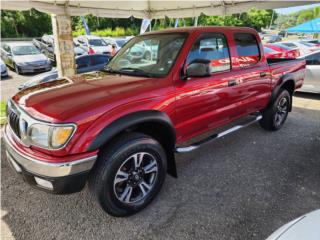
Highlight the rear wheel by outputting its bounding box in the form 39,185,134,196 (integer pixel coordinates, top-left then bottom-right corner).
89,132,167,217
259,89,291,131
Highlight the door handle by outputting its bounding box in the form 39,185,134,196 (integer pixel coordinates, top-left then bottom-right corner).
260,72,267,78
228,79,237,87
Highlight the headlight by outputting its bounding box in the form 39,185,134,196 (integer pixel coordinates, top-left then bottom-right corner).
28,123,75,149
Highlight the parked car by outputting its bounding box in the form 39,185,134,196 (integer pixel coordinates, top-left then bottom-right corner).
266,34,282,43
19,54,110,90
280,41,319,56
4,27,305,217
265,43,300,58
76,35,112,55
114,37,129,49
297,50,320,93
266,209,320,240
1,58,8,78
263,46,282,58
102,37,119,49
1,42,51,74
303,39,320,47
33,35,86,62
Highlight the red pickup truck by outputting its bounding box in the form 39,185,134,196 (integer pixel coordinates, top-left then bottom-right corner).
4,27,305,217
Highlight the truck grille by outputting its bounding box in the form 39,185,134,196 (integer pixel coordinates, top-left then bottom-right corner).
7,108,21,139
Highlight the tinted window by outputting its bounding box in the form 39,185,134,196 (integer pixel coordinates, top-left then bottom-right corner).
186,33,230,73
305,52,320,65
76,56,90,68
234,33,260,67
89,39,107,46
91,55,109,65
281,42,297,48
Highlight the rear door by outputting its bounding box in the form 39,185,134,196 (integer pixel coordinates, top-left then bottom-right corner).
230,32,271,115
303,51,320,93
174,32,241,142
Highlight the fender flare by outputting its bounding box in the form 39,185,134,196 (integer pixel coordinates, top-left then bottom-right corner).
87,110,178,177
268,74,295,111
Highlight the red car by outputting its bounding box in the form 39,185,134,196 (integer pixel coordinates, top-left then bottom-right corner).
264,46,282,58
4,27,306,217
265,43,300,58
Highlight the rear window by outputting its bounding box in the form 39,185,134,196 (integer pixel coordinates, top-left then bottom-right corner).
281,42,297,48
234,33,260,67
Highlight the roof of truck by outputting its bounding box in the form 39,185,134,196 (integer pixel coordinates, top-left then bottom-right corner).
142,26,257,35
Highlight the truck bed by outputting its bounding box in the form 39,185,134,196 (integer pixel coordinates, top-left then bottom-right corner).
267,58,306,90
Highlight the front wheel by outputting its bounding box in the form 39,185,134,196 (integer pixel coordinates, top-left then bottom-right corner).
89,132,167,217
14,63,20,74
259,89,291,131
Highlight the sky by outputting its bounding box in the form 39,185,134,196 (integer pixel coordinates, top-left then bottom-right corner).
275,3,320,14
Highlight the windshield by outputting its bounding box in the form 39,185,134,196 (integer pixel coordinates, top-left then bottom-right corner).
106,33,187,77
116,39,126,47
89,39,107,46
12,45,40,55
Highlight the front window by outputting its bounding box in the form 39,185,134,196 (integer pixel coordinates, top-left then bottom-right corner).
89,39,107,47
106,33,187,77
12,45,40,56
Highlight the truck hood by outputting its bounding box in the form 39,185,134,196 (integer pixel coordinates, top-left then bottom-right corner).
12,71,159,122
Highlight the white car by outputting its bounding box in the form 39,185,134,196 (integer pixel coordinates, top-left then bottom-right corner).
266,209,320,240
280,41,319,56
298,50,320,93
76,35,112,55
1,58,8,78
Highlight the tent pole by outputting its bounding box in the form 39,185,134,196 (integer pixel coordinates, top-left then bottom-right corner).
51,14,76,78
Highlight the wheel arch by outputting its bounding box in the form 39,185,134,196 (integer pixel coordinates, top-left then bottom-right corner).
88,110,178,178
269,75,295,111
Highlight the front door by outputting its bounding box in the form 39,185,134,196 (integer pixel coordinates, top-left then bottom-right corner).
174,32,241,143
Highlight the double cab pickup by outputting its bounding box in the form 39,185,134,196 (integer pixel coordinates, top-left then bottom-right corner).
4,27,305,217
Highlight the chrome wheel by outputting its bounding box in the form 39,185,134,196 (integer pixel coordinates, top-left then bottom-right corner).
274,97,288,127
113,152,158,204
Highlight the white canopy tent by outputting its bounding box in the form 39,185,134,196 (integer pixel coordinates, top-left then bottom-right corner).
1,0,317,77
2,0,317,19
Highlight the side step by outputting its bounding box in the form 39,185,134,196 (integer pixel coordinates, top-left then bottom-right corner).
175,114,262,153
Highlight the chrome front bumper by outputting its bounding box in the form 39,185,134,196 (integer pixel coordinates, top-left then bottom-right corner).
3,128,97,178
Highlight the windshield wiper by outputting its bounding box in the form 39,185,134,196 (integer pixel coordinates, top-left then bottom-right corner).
118,67,153,78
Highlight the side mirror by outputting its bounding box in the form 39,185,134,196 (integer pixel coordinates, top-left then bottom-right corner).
185,59,211,78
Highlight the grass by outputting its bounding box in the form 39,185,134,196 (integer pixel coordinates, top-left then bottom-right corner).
0,100,7,125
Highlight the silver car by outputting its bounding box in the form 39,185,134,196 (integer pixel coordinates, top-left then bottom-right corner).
298,50,320,94
1,42,51,74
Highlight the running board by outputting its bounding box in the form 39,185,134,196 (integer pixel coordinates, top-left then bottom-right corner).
175,114,262,153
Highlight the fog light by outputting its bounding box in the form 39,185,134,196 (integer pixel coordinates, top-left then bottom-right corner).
34,177,53,190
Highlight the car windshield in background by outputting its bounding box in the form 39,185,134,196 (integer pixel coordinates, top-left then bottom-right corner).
106,33,187,77
299,42,316,47
116,39,126,47
89,39,107,46
12,45,40,55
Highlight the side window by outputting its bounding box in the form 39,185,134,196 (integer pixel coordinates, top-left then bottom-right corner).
306,52,320,65
186,33,231,73
234,33,260,67
91,55,109,65
76,56,90,68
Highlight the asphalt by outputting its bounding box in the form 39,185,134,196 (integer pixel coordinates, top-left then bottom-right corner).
1,69,320,240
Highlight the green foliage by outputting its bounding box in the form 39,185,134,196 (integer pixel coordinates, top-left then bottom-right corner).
0,101,7,125
1,9,52,38
275,6,320,30
72,27,138,37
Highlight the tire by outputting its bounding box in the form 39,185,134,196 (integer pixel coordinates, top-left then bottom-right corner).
14,63,20,74
259,89,291,131
89,132,167,217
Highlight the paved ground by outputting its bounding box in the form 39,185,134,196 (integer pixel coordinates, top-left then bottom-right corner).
1,69,320,240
